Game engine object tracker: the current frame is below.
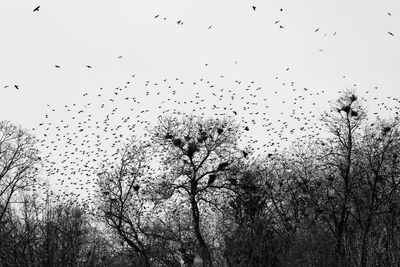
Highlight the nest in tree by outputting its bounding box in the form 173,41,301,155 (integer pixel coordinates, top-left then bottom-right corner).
350,110,358,117
382,126,391,135
349,94,357,102
197,132,208,143
341,105,351,114
217,162,229,170
172,138,182,147
187,142,198,158
208,174,217,185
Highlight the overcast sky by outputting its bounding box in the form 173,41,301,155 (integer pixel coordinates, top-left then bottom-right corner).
1,0,399,123
1,0,400,197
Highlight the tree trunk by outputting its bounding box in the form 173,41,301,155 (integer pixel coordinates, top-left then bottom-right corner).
190,194,213,267
360,232,369,267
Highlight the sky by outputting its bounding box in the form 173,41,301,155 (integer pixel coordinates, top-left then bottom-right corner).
1,0,400,199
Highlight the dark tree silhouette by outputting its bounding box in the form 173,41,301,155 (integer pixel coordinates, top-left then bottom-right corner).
0,120,40,223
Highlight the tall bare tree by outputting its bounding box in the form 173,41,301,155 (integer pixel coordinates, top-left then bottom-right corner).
96,138,153,267
150,115,242,267
0,120,40,223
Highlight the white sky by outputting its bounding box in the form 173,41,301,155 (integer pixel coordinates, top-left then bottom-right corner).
1,0,400,199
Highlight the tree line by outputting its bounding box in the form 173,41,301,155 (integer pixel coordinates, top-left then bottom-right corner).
1,90,400,267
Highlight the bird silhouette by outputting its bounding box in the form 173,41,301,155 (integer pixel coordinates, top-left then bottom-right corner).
33,6,40,12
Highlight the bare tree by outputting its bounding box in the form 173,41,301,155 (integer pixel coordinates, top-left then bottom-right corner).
96,138,153,267
317,90,367,265
0,120,40,223
352,118,400,267
149,115,242,267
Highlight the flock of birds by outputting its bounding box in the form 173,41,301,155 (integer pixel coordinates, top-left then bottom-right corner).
1,4,399,208
29,68,399,207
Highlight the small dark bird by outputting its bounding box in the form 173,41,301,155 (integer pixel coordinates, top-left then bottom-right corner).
315,28,319,32
244,126,249,131
117,56,123,59
4,85,9,88
280,8,283,12
133,185,140,191
14,85,19,90
279,25,284,29
274,20,280,24
208,25,213,29
243,151,248,158
154,14,159,18
252,6,256,11
55,65,60,68
388,31,395,36
86,65,92,68
388,12,392,16
33,6,40,12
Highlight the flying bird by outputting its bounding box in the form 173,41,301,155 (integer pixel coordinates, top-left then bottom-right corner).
14,85,19,90
388,31,395,36
208,25,213,29
252,6,256,11
117,56,123,59
315,28,319,32
33,6,40,12
86,65,92,68
55,65,60,68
